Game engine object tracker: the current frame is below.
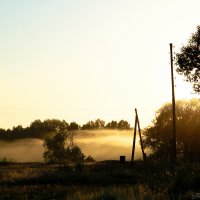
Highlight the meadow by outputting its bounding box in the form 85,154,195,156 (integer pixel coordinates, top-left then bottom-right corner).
0,130,143,162
0,130,200,199
0,160,200,199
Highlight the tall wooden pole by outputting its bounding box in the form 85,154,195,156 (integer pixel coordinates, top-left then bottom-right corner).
131,108,146,164
135,109,146,160
170,43,176,165
131,111,137,165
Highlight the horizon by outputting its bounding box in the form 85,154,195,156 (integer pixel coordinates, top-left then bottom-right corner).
0,0,200,129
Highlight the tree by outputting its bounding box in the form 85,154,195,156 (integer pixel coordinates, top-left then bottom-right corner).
117,120,130,130
43,130,94,164
29,119,69,138
81,119,105,130
94,119,105,129
68,122,79,131
12,125,23,134
43,131,69,164
143,99,200,161
176,25,200,93
81,121,95,130
42,119,69,132
105,120,118,129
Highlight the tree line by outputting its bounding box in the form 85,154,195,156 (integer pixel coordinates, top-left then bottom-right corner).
0,119,130,140
43,98,200,164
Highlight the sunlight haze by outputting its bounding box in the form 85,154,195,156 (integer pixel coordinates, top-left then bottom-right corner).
0,0,199,129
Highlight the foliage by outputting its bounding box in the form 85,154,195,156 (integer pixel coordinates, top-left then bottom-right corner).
105,120,118,129
43,131,69,164
68,122,79,131
143,99,200,161
81,119,130,130
117,120,130,130
0,118,131,140
30,119,69,133
43,131,94,164
105,120,130,130
81,119,105,130
176,25,200,93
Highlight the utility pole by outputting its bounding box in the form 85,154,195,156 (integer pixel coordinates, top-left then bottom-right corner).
135,109,146,160
131,110,138,165
170,43,176,165
131,108,146,165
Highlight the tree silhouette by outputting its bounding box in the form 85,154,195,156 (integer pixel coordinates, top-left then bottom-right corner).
43,131,69,164
81,119,105,130
117,120,130,130
43,130,94,164
29,119,69,138
143,99,200,161
176,25,200,93
105,120,118,129
68,122,79,131
94,119,105,129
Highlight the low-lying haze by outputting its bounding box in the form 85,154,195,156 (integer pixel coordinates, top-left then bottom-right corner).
0,130,144,162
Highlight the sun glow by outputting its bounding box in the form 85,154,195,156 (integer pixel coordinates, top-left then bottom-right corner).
0,1,200,129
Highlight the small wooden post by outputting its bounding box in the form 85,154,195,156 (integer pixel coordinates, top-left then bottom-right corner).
120,156,126,163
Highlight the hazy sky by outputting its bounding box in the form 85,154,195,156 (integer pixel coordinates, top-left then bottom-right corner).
0,0,199,129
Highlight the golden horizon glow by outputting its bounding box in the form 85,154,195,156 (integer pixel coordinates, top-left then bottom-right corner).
0,0,199,129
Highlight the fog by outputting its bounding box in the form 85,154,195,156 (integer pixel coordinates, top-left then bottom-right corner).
0,139,44,162
0,130,144,162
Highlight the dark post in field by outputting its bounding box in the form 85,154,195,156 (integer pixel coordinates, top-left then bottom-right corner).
131,110,138,165
131,108,146,165
170,43,176,165
135,109,146,160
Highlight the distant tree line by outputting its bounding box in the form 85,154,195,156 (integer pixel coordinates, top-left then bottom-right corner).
0,119,130,140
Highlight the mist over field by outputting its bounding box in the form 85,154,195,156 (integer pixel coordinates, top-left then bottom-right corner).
0,139,44,162
0,130,143,162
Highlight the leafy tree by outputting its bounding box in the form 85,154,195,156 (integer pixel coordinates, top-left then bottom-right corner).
68,122,79,131
43,131,69,164
30,120,43,131
81,121,95,130
81,119,105,130
68,146,85,163
12,125,23,134
43,130,94,164
94,119,105,129
42,119,69,132
176,25,200,93
143,99,200,161
117,120,130,130
29,119,69,138
105,120,118,129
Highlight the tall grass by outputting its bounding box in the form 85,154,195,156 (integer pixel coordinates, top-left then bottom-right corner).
0,160,200,199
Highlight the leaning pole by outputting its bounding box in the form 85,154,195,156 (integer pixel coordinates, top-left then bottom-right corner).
170,43,176,165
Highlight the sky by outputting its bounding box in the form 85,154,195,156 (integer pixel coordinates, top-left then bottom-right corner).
0,0,199,129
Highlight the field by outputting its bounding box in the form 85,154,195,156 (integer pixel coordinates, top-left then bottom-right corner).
0,130,200,199
0,160,200,199
0,130,143,162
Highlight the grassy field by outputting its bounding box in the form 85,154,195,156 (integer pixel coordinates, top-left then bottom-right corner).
0,130,144,162
0,160,200,199
0,130,199,199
